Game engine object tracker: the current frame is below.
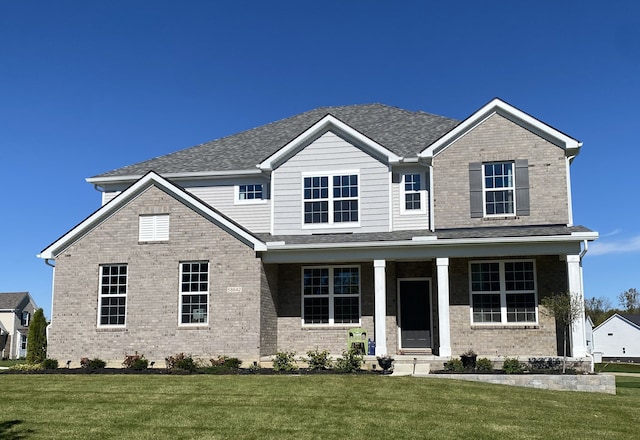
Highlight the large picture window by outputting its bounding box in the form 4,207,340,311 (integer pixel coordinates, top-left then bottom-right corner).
99,264,127,326
303,174,358,225
302,266,360,325
470,260,537,324
180,261,209,325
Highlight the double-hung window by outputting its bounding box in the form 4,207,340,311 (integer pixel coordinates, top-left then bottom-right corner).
180,261,209,325
302,266,360,325
470,160,529,218
483,162,515,216
303,173,358,225
99,264,127,326
21,311,30,327
470,260,537,324
401,173,425,213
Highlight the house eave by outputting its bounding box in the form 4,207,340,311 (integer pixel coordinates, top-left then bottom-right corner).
86,169,265,186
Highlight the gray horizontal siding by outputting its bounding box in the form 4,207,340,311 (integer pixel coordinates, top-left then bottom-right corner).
273,131,389,235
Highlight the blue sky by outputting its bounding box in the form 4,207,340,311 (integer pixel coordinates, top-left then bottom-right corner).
1,1,639,318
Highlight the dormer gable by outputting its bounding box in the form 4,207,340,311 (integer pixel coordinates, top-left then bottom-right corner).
258,114,401,171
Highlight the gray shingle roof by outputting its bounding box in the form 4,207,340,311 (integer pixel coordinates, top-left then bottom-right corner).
256,225,593,245
94,104,460,178
620,314,640,327
0,292,30,311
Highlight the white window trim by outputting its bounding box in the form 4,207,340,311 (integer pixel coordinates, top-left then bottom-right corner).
482,162,516,218
301,170,361,229
468,259,538,326
400,172,427,215
301,265,361,327
139,214,170,242
234,183,267,205
97,264,128,328
178,261,210,327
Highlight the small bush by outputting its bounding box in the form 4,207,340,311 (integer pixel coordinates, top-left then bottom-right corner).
502,357,524,374
41,358,59,370
123,353,148,370
210,356,242,369
444,358,465,372
528,357,562,372
334,348,363,373
165,353,197,372
273,351,298,372
475,357,493,372
305,349,332,371
9,363,43,371
81,357,106,370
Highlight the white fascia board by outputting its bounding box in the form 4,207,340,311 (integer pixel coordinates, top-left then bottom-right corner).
265,232,598,251
87,169,263,186
419,98,582,159
258,114,401,171
39,172,266,259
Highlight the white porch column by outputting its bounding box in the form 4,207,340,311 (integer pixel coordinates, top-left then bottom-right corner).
373,259,387,356
567,254,587,357
436,257,452,357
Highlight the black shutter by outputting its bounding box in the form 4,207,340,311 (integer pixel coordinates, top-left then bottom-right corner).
469,162,483,218
515,159,530,216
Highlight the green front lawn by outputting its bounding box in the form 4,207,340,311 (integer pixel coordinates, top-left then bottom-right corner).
1,374,637,439
0,359,25,367
596,362,640,373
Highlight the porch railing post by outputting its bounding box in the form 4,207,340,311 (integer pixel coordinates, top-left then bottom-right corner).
374,259,387,356
436,257,452,357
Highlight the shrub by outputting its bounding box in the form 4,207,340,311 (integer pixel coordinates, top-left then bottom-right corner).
334,348,363,373
210,356,242,369
26,308,48,364
81,357,106,370
165,353,197,372
273,351,298,372
41,358,59,370
528,357,562,372
444,358,464,372
305,349,332,371
123,353,148,370
9,363,43,371
502,357,524,374
475,357,493,372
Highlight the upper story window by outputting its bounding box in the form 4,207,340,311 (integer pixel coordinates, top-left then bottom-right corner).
302,266,360,325
21,311,30,327
236,184,265,203
180,261,209,325
99,264,127,327
401,173,425,214
470,260,537,325
484,163,514,216
469,160,529,218
303,173,358,225
139,214,169,242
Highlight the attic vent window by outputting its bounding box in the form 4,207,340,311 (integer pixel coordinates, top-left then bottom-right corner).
139,214,169,242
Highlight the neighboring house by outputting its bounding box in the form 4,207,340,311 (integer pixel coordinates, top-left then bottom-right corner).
592,313,640,361
39,98,598,365
585,315,594,354
0,292,38,359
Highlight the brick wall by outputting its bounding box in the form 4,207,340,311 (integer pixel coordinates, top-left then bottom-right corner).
433,113,570,229
48,185,264,365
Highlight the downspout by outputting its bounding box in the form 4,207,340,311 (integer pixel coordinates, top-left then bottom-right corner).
44,259,56,351
429,163,435,232
579,239,594,372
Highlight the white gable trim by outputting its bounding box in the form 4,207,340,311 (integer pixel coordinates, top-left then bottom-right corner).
258,114,401,171
419,98,582,160
593,313,640,333
38,172,266,259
